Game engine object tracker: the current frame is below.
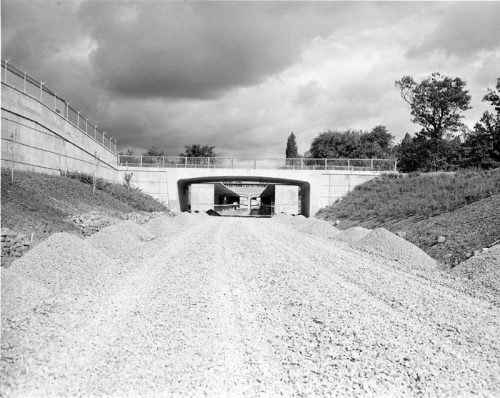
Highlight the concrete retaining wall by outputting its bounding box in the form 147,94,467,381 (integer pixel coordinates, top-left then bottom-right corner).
1,83,119,182
119,167,382,216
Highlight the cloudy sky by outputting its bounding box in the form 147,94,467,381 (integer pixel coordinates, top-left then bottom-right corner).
2,1,499,157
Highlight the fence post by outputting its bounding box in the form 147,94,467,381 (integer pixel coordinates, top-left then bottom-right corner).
371,158,374,171
347,158,350,171
77,112,80,129
301,157,304,170
85,119,88,134
394,159,398,172
207,157,210,168
185,156,187,168
140,156,143,167
66,102,69,119
54,93,57,110
94,125,97,139
324,158,327,170
40,81,44,101
4,60,8,83
92,151,97,195
102,131,106,145
23,71,27,92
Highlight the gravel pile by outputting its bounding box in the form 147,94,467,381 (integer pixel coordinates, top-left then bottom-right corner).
355,227,437,270
86,221,155,259
8,232,116,295
453,244,500,294
169,212,205,229
335,226,370,244
1,268,53,319
294,218,340,239
143,215,174,237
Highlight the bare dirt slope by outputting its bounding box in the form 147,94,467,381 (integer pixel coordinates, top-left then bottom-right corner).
2,216,499,397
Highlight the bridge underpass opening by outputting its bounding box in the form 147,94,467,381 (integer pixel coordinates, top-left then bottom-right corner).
177,176,311,217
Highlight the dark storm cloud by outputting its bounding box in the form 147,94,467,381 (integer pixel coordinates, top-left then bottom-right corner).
2,1,497,156
407,3,500,57
78,1,345,100
1,0,104,116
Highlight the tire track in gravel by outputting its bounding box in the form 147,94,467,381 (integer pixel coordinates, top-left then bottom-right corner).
1,220,220,396
268,219,500,343
3,216,499,397
249,218,500,396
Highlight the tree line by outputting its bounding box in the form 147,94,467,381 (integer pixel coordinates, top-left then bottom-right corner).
122,73,499,173
284,74,499,172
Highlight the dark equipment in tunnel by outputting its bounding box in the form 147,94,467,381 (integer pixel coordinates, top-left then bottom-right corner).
177,176,311,217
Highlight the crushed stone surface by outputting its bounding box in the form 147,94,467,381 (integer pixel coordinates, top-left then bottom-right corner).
8,232,119,296
1,215,499,397
355,227,438,271
1,269,53,319
142,215,175,237
453,244,500,295
336,226,371,244
86,220,155,259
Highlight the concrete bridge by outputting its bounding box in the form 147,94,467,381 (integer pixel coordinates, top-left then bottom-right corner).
118,157,396,216
1,60,396,217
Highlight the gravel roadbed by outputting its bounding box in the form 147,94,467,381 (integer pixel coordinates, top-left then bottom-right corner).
1,216,499,397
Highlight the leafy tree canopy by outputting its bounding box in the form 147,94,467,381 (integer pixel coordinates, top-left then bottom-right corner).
483,78,500,116
179,144,217,157
308,126,394,159
395,73,471,140
143,146,165,157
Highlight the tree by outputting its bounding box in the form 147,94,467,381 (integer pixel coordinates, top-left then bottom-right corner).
395,73,471,140
179,144,217,157
285,132,299,158
308,127,394,159
359,125,394,158
143,146,165,157
461,79,500,169
483,78,500,115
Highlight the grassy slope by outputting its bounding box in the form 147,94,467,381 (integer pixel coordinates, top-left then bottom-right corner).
1,169,166,241
316,169,500,265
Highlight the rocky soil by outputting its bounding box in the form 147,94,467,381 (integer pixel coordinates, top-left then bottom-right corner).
1,214,499,397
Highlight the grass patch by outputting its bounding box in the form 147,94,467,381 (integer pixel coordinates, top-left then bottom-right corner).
316,169,500,265
317,169,500,223
65,171,167,212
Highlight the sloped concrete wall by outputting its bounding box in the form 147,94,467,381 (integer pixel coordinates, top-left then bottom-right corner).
1,83,119,182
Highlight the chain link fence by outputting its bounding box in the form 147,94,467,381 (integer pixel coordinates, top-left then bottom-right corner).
1,60,117,154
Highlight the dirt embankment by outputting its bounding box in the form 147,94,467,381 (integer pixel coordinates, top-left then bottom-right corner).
316,170,500,266
2,214,499,396
1,169,170,266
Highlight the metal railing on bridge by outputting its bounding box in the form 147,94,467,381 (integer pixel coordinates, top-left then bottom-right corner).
1,60,117,154
118,155,397,171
